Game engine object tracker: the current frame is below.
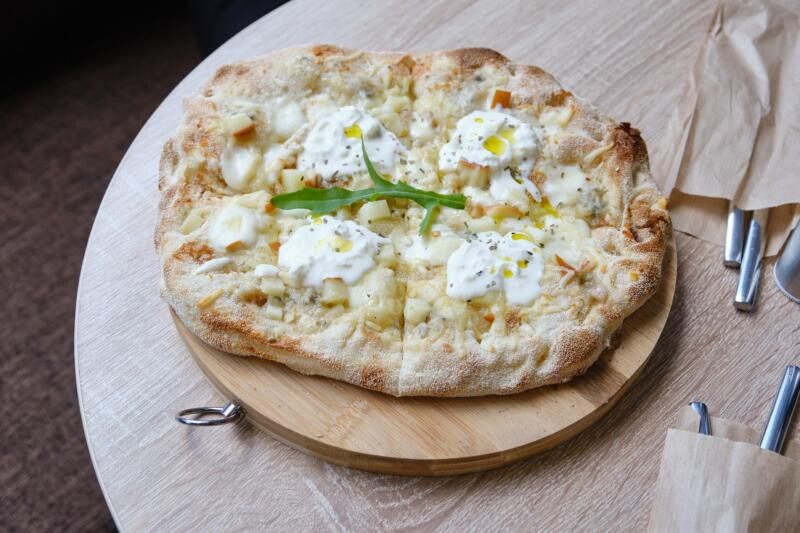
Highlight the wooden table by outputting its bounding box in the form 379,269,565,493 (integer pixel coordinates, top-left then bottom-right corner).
75,0,800,530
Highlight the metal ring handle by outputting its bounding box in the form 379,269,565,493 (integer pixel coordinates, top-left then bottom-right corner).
176,401,243,426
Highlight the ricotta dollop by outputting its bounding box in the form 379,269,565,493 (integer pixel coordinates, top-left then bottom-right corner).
446,231,544,306
278,216,388,288
439,110,542,209
297,106,406,182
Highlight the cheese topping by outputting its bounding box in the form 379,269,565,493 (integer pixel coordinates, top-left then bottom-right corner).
439,110,542,208
263,97,306,140
278,216,388,288
402,226,465,266
194,257,231,274
446,231,544,306
208,203,258,252
410,112,435,142
535,215,594,266
220,143,261,191
253,264,279,277
540,162,590,207
297,106,406,182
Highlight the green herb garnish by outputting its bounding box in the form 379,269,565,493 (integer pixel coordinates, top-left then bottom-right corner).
270,138,466,235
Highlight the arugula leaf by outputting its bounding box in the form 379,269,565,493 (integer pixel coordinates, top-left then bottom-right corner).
270,138,466,235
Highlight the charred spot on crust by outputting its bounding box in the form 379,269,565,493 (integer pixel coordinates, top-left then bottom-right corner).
447,48,509,71
360,364,386,390
210,63,251,86
311,44,348,58
393,54,416,76
173,242,214,263
504,309,522,331
545,90,573,107
619,122,641,138
239,288,268,307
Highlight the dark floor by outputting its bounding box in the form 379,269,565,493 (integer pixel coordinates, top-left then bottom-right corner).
0,9,202,532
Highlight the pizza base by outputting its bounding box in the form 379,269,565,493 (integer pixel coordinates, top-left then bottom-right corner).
156,45,670,397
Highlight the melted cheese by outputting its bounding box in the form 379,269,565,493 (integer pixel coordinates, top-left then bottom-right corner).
263,97,306,140
540,162,590,207
208,203,258,252
535,215,594,266
446,231,544,306
278,216,388,288
220,143,261,191
410,113,435,142
539,106,574,127
194,257,231,274
253,264,279,277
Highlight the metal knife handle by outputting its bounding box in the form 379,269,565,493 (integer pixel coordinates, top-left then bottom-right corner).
759,365,800,453
724,206,747,267
734,209,769,311
690,401,711,435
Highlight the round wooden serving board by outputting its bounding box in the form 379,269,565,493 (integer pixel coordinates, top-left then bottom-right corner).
175,240,676,476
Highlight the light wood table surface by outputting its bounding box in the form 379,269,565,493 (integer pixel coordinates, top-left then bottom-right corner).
75,0,800,530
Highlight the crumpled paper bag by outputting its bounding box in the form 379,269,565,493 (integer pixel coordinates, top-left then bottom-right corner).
653,0,800,256
648,406,800,532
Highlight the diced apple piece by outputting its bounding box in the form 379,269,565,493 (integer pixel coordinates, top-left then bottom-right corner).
539,105,574,127
466,201,486,218
197,288,224,309
364,320,381,332
320,278,348,306
222,113,255,137
465,216,496,233
429,236,464,265
357,200,391,226
180,208,205,234
457,160,490,188
361,270,393,298
377,111,403,136
486,204,524,219
259,277,285,297
385,95,411,112
404,298,431,326
489,89,512,109
377,242,396,266
235,190,269,210
365,299,398,327
264,296,283,320
281,169,305,193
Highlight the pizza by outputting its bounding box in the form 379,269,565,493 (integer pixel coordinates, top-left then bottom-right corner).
156,45,670,397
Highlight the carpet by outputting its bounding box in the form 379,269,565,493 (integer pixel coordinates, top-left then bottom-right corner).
0,9,201,531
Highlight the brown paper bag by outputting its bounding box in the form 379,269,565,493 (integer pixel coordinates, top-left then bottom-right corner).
648,406,800,532
653,0,800,256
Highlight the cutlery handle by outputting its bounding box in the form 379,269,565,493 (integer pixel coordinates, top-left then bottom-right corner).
690,401,711,435
759,365,800,453
724,206,747,267
735,209,769,310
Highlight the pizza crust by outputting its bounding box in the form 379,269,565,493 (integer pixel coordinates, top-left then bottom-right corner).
156,45,670,397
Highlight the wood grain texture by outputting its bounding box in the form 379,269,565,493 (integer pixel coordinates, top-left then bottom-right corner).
74,0,800,530
174,242,675,476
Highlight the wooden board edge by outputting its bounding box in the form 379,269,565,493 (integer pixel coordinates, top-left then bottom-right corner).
174,234,677,476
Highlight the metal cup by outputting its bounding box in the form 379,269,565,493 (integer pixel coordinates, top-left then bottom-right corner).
774,221,800,303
